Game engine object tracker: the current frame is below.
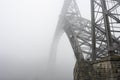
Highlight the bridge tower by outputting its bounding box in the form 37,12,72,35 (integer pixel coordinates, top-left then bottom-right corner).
91,0,120,80
50,0,120,80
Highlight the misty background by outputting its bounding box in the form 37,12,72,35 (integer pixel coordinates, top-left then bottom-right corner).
0,0,90,80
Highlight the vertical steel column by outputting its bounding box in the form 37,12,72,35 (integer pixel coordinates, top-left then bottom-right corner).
101,0,113,55
91,0,96,61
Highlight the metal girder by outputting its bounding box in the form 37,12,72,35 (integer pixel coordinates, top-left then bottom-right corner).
91,0,120,60
51,0,120,67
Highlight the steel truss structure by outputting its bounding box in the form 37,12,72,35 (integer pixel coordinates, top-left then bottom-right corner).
50,0,120,80
91,0,120,60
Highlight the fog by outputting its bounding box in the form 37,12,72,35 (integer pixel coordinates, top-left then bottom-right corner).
0,0,90,80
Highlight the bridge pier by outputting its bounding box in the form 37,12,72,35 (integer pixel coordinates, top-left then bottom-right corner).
74,55,120,80
92,55,120,80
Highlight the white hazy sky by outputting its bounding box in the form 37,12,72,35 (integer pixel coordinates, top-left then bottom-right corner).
0,0,90,80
